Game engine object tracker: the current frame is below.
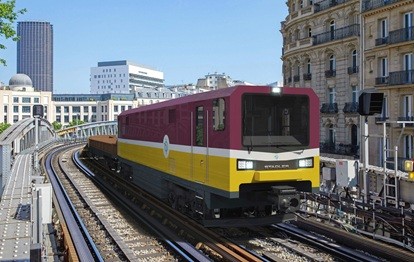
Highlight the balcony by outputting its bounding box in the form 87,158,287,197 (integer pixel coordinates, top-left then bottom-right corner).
343,102,359,113
375,37,388,46
362,0,403,12
320,103,338,114
375,76,389,85
315,0,351,13
303,73,312,81
293,75,300,82
389,26,414,45
287,77,292,83
325,69,336,78
320,142,359,157
388,70,414,85
347,66,359,75
313,24,359,45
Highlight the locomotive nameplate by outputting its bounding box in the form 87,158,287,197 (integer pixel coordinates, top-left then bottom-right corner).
256,160,297,170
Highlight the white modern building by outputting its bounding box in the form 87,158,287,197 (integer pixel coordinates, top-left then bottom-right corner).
90,60,164,95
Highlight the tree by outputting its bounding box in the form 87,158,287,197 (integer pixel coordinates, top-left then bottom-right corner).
68,119,85,127
0,0,26,66
52,121,62,131
0,122,10,134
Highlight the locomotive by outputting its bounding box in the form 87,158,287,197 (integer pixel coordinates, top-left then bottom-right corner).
91,85,320,227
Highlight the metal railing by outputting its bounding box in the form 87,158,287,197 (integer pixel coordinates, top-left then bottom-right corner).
362,0,403,12
320,142,359,156
389,26,414,45
314,0,351,13
313,24,359,45
343,102,359,113
293,75,300,82
320,103,338,113
303,73,312,81
325,69,336,78
347,66,359,75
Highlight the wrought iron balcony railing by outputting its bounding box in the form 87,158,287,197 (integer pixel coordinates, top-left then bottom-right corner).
320,103,338,114
314,0,351,13
388,70,414,85
313,24,359,45
375,76,389,85
293,75,300,82
389,26,414,45
303,73,312,81
320,142,359,156
362,0,403,12
375,37,388,46
343,102,359,113
325,69,336,78
347,66,359,75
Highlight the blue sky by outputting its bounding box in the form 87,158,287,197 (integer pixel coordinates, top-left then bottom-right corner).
0,0,287,94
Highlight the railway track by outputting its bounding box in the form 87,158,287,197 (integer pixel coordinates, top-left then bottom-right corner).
48,144,181,261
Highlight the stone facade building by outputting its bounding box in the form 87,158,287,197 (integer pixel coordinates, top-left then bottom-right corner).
362,0,414,166
281,0,361,159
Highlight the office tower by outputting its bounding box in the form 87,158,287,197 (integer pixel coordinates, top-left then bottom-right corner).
17,21,53,92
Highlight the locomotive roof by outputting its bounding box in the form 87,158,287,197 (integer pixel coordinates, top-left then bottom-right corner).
89,135,117,145
120,85,261,116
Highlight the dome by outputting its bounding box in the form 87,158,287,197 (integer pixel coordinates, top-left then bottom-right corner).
9,74,33,87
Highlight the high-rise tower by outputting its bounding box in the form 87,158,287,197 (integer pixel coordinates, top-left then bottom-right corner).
17,21,53,92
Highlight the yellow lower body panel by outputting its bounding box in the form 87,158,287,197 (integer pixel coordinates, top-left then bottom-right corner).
118,141,320,193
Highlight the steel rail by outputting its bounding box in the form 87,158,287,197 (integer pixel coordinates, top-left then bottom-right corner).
73,150,208,262
45,145,103,261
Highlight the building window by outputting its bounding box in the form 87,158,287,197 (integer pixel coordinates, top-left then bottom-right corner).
404,135,414,159
328,124,336,145
84,106,89,113
329,55,336,70
330,20,335,40
380,58,388,77
328,87,336,103
34,97,40,103
308,27,312,37
13,115,18,123
22,106,31,113
403,95,413,118
64,116,69,123
73,106,80,113
380,18,388,38
56,115,61,122
22,97,30,103
114,105,118,112
3,105,7,113
92,106,96,113
352,86,358,103
56,107,61,113
352,50,357,68
13,106,18,113
13,97,19,103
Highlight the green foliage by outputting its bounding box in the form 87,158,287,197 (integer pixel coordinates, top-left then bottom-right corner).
0,0,26,66
68,119,84,127
0,122,10,134
52,121,62,131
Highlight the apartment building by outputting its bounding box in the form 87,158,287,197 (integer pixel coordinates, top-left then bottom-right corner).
281,0,361,158
362,0,414,165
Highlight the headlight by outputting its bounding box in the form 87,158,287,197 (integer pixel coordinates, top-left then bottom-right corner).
237,160,254,170
298,158,313,168
404,160,414,172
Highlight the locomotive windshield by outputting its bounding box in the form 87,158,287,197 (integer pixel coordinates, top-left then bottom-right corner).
242,94,309,150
